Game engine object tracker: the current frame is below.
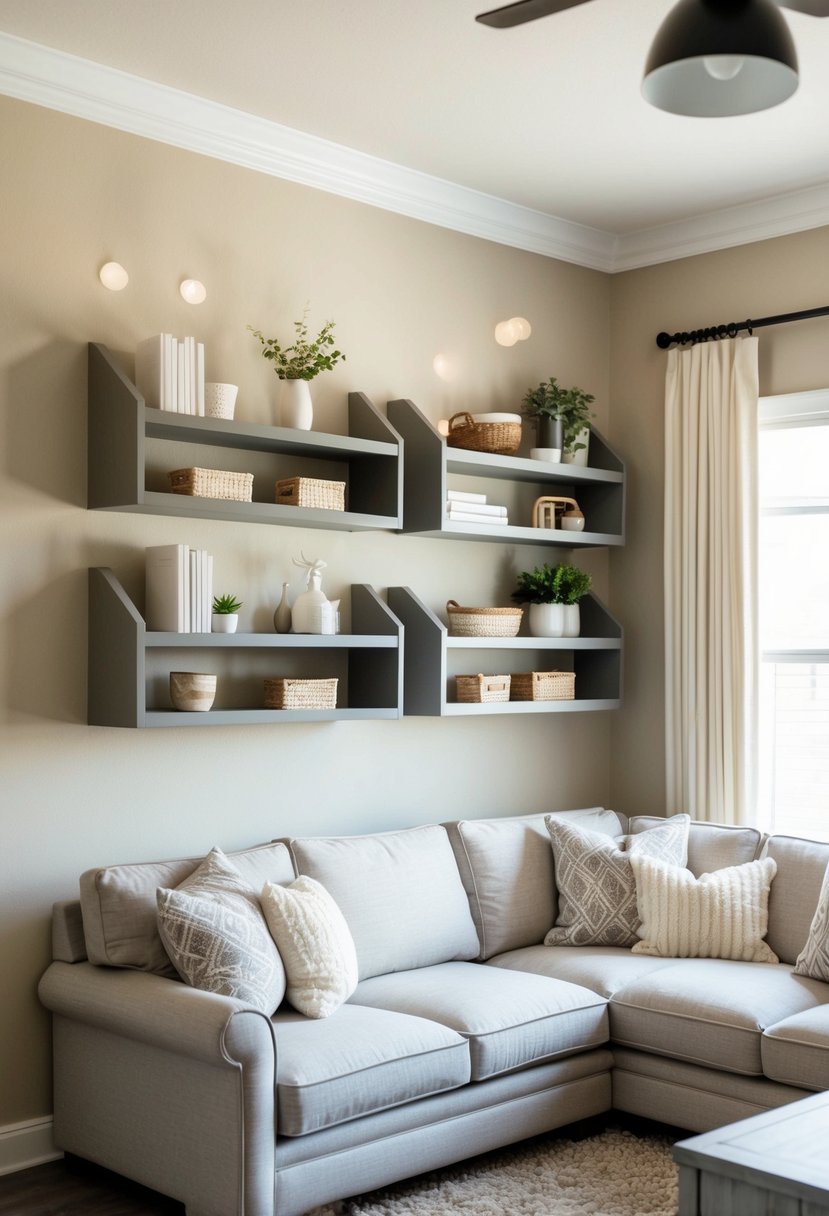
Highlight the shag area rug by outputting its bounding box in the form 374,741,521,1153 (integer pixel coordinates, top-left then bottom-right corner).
312,1124,679,1216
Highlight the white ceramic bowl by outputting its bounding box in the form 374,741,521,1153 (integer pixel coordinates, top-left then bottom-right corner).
530,447,562,463
471,412,522,424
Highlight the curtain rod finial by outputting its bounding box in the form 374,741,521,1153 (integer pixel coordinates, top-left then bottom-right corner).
656,331,673,349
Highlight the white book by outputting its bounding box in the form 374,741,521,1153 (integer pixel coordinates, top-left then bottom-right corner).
446,490,487,504
134,335,164,409
447,510,509,526
189,337,197,414
196,342,205,416
163,334,174,410
189,550,198,632
178,340,188,414
446,501,508,517
204,552,213,631
169,337,179,412
145,544,190,632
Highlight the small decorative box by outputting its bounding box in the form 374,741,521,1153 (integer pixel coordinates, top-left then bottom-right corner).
275,477,346,511
264,677,338,710
455,673,511,704
168,467,253,502
510,671,576,701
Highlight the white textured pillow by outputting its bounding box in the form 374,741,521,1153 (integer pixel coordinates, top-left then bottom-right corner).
631,855,779,963
794,861,829,981
156,847,286,1013
261,876,358,1019
545,814,690,948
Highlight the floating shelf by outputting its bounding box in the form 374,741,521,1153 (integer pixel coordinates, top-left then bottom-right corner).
387,398,624,548
387,586,622,717
88,343,403,531
88,568,404,727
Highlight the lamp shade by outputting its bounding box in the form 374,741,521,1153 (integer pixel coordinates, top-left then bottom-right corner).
642,0,798,117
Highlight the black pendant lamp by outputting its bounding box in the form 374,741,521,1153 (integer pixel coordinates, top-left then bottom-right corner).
642,0,798,117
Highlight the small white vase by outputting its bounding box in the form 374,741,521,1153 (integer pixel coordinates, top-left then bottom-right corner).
529,603,565,638
211,613,238,634
562,427,590,467
279,378,313,430
562,604,581,638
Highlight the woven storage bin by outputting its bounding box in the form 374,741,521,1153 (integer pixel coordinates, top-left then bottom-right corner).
510,671,576,702
456,673,511,704
264,677,338,710
168,467,253,502
446,601,523,638
446,412,521,456
275,477,345,511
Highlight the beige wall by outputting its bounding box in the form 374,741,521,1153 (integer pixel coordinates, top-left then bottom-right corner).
608,226,829,817
0,95,614,1128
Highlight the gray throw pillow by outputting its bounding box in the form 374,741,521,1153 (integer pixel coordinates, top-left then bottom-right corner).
157,847,286,1013
794,860,829,982
544,814,690,948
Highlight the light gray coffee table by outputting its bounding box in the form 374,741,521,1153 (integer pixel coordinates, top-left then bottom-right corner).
674,1091,829,1215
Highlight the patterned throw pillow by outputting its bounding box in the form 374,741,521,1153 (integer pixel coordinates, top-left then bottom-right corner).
157,847,286,1014
794,861,829,981
261,876,358,1018
630,855,779,963
544,814,690,948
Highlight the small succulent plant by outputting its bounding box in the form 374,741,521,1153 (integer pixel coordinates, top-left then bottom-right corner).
212,594,243,615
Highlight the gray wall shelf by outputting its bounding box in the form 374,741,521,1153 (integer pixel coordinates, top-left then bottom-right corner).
387,397,625,547
88,343,403,531
88,568,404,727
387,586,622,716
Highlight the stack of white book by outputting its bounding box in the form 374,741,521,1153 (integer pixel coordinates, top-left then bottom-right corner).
145,544,214,633
135,334,205,414
446,490,509,526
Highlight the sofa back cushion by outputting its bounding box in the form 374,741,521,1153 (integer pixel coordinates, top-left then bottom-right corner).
445,808,627,961
764,835,829,964
80,841,295,976
287,825,480,980
628,817,763,876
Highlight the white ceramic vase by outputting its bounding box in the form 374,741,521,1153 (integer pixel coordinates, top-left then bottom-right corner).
562,604,581,638
273,582,292,634
211,613,238,634
562,427,590,467
279,378,313,430
529,603,565,638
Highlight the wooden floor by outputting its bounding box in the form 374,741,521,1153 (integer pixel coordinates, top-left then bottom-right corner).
0,1156,184,1216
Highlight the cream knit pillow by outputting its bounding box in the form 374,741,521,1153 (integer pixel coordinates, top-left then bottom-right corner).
261,876,358,1018
794,861,829,981
630,855,779,963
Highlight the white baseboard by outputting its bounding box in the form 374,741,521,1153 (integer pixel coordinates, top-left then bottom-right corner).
0,1116,61,1176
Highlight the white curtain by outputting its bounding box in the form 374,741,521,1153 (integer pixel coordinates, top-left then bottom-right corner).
664,337,759,825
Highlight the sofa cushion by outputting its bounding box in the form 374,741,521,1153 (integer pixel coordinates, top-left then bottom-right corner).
486,944,679,999
261,876,357,1019
545,814,690,948
156,848,286,1014
80,841,295,976
764,835,829,965
794,859,829,982
349,961,608,1081
630,855,778,963
445,808,626,961
287,826,480,981
274,1004,470,1136
763,1004,829,1091
611,958,828,1075
628,816,763,876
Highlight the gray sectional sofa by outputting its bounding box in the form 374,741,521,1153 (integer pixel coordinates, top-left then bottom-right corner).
39,808,829,1216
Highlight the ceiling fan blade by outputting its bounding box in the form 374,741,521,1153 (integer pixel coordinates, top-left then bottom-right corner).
476,0,594,29
777,0,829,14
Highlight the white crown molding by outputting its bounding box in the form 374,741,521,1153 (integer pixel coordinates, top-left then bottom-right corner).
2,30,829,274
0,32,614,272
0,1116,59,1176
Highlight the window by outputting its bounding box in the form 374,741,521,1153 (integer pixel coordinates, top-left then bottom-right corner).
758,390,829,840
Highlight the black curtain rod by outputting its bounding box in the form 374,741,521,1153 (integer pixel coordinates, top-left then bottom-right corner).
655,304,829,350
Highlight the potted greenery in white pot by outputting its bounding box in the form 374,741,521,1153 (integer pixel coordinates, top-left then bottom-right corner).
248,310,345,430
512,561,592,637
212,593,243,635
522,377,595,465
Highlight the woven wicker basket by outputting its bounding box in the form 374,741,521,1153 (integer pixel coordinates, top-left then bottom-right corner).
264,677,338,710
510,671,576,702
168,467,253,502
275,477,346,511
446,412,521,456
456,673,511,704
446,601,523,638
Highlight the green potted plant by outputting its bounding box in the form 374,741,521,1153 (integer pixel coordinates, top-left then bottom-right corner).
248,309,345,431
522,377,595,464
512,562,591,637
212,593,243,635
